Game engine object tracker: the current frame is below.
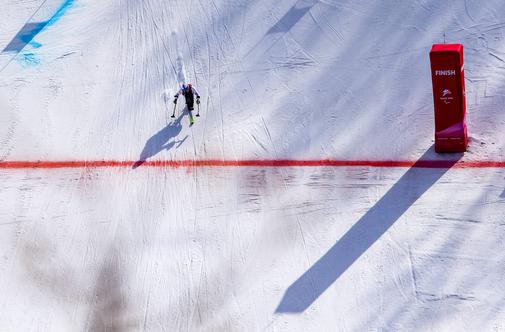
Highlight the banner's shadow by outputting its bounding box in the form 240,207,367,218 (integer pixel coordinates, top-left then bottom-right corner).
276,146,463,313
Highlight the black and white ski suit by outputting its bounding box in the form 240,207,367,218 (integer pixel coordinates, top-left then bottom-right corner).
174,85,200,111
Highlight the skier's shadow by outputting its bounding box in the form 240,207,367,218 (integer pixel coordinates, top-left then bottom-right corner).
133,112,188,169
275,145,463,313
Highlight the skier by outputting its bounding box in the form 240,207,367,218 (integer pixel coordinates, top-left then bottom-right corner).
173,83,200,124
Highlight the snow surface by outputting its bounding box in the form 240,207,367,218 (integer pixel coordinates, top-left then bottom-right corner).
2,0,505,331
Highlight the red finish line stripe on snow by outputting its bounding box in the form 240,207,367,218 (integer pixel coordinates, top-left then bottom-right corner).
1,160,505,169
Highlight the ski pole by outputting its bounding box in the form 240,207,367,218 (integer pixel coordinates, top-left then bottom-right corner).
171,102,176,118
196,101,200,117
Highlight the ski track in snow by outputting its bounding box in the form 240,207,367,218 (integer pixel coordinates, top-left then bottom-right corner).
3,0,505,331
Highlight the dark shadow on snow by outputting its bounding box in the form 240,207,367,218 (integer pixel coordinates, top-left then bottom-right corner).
2,22,48,53
133,111,188,169
266,0,318,35
275,145,463,313
244,0,318,60
87,246,129,332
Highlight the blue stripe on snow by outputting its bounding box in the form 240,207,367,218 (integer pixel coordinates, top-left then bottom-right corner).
46,0,76,27
20,53,41,67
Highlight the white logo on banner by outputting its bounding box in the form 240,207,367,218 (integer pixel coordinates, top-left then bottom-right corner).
440,88,454,104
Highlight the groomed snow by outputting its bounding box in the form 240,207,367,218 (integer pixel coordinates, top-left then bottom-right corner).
2,0,505,331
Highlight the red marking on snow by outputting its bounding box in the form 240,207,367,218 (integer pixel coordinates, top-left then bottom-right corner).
1,159,505,169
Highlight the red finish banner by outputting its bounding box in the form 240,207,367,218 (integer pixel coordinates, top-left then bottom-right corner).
430,44,468,152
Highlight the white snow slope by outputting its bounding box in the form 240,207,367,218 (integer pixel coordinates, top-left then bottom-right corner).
2,0,505,331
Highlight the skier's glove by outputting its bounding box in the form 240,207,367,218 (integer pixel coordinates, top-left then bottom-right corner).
196,96,200,105
173,96,178,104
